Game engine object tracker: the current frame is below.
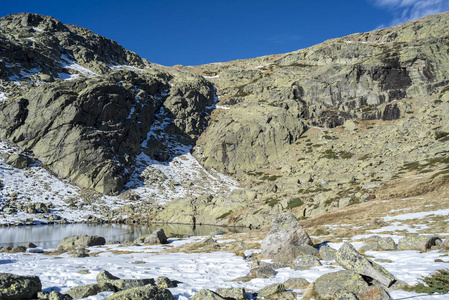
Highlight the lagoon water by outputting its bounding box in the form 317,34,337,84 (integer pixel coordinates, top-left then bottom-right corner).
0,223,248,248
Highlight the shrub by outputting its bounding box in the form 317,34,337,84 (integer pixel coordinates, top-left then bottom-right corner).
408,269,449,294
287,198,304,209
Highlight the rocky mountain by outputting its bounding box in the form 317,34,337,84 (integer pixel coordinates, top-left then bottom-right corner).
0,12,449,227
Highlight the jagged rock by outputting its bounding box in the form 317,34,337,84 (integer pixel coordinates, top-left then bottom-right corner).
0,273,42,300
144,228,168,245
5,153,34,169
397,235,442,251
104,285,174,300
260,213,314,263
314,270,369,299
283,277,310,289
215,287,248,300
319,245,337,260
57,235,105,250
293,255,322,270
257,283,286,298
335,242,396,288
191,289,226,300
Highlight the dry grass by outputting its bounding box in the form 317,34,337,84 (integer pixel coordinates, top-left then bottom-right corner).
300,171,449,241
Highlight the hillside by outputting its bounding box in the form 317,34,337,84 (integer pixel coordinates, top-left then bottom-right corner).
0,12,448,231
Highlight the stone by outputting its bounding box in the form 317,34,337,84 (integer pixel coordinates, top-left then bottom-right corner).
96,270,154,291
10,246,27,253
441,239,449,250
260,213,313,263
377,237,396,250
155,276,175,289
0,273,42,300
250,265,275,278
358,286,391,300
104,285,174,300
398,235,442,251
314,270,369,299
335,242,396,288
57,235,105,250
191,289,226,300
258,283,286,298
283,277,310,289
96,270,120,283
21,242,37,249
293,255,322,270
5,154,34,169
319,245,337,260
215,287,248,299
144,228,168,245
48,291,73,300
65,284,102,299
70,247,89,258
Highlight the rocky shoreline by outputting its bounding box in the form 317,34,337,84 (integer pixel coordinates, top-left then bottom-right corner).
2,214,449,299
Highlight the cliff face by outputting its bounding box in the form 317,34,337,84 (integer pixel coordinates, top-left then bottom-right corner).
1,12,449,226
0,13,216,194
190,12,449,175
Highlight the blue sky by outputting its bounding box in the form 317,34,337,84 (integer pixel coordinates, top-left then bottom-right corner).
2,0,448,66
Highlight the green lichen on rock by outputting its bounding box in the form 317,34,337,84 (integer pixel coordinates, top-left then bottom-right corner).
191,289,226,300
397,235,442,251
258,283,286,298
314,270,369,299
104,285,174,300
215,287,248,300
0,273,42,300
336,242,396,288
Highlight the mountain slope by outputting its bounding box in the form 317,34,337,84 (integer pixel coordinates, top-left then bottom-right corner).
0,12,448,228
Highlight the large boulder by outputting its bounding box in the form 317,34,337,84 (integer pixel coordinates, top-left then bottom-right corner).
5,153,34,169
397,235,442,251
57,235,105,250
260,213,314,263
0,273,42,300
104,285,174,300
335,242,396,288
144,228,168,245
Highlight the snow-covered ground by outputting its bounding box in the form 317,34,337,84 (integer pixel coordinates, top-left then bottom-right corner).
1,235,448,299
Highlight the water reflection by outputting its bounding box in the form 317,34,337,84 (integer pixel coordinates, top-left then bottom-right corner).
0,223,249,248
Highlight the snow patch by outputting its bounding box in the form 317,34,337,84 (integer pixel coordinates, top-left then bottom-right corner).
0,92,8,101
384,208,449,221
